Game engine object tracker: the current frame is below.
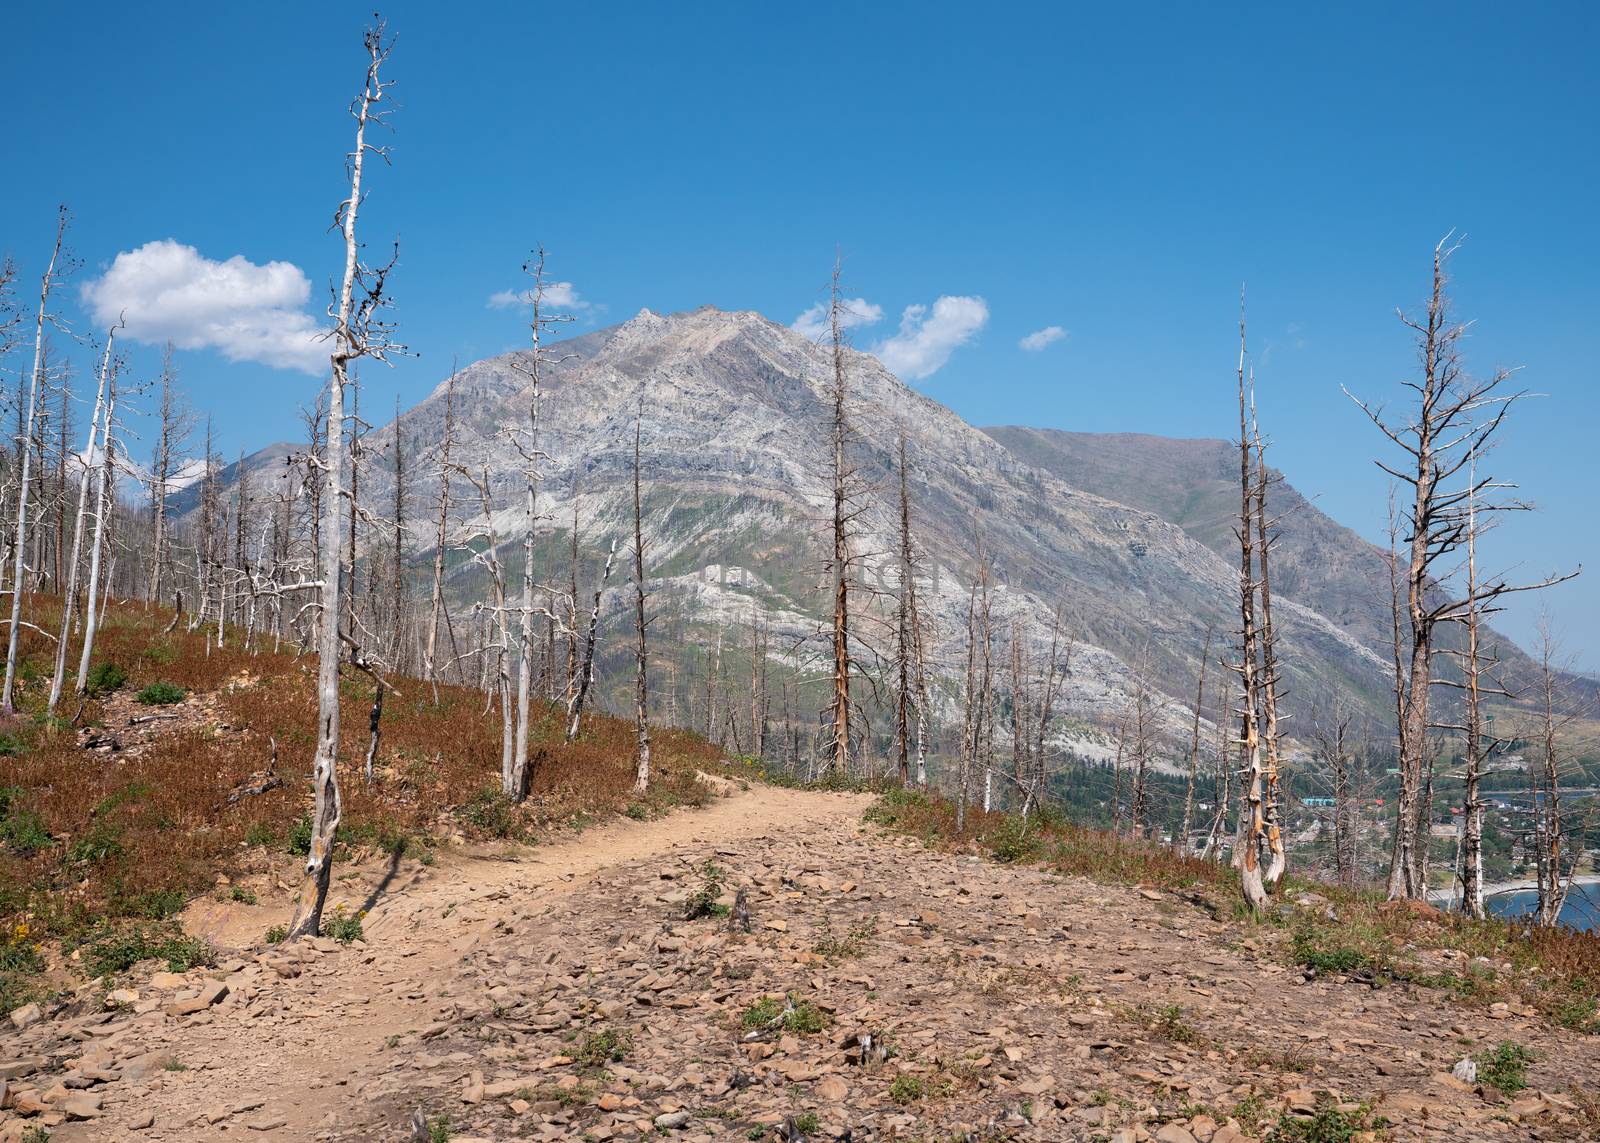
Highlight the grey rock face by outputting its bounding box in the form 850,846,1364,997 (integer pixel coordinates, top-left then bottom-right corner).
215,306,1406,742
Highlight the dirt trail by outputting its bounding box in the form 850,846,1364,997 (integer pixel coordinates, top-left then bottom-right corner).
2,783,867,1142
3,782,1596,1142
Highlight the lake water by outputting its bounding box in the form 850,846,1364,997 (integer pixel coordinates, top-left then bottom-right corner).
1486,882,1600,932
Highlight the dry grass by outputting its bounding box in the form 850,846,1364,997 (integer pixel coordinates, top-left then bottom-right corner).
864,785,1600,1035
0,593,722,959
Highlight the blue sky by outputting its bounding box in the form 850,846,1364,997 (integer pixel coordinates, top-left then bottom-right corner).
5,2,1596,665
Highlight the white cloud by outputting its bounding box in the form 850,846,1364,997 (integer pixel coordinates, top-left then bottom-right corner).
488,280,593,313
81,240,328,374
1019,325,1067,352
791,297,884,341
871,295,989,380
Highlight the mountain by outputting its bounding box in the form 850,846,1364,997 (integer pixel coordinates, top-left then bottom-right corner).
210,306,1439,748
979,428,1396,658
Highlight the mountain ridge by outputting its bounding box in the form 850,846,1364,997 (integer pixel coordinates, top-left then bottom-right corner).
200,305,1412,748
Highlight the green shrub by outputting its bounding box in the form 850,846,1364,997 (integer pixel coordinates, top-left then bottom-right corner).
322,906,364,944
889,1073,925,1104
140,641,179,666
986,815,1043,864
93,781,152,816
739,992,831,1034
229,886,257,905
575,1027,633,1067
244,821,277,848
0,941,44,975
84,662,127,697
813,916,877,961
83,927,212,977
0,786,51,856
0,732,28,757
0,939,47,1015
460,786,518,839
120,888,186,920
263,924,288,945
67,822,123,866
135,681,186,706
683,860,729,920
1265,1095,1386,1142
1476,1041,1534,1093
286,813,313,856
1291,925,1367,973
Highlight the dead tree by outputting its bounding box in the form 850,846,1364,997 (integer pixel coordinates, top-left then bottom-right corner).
1346,237,1576,900
566,538,618,742
1310,703,1359,887
1252,392,1288,885
1526,622,1580,927
3,207,69,713
1455,471,1492,918
48,323,117,712
631,398,651,794
825,258,856,778
501,249,574,794
384,393,408,666
147,344,192,607
424,360,458,694
957,547,995,826
1128,653,1157,838
453,464,516,790
72,371,120,696
1178,625,1214,855
891,430,924,786
1230,305,1269,912
291,19,401,941
1023,613,1068,817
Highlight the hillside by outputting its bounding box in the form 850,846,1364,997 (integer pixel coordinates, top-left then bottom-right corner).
979,428,1394,653
5,783,1599,1141
1,607,1598,1141
206,307,1399,747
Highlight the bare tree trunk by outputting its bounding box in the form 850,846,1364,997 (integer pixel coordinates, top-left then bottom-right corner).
632,402,651,794
1179,625,1213,855
1232,308,1269,912
510,255,554,800
291,21,397,940
1253,405,1288,886
826,259,853,779
424,362,457,694
892,430,920,785
1346,240,1574,899
49,325,114,713
73,378,119,696
3,208,67,713
565,539,617,741
1459,472,1488,918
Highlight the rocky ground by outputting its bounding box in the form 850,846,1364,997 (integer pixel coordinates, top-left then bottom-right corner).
2,781,1596,1142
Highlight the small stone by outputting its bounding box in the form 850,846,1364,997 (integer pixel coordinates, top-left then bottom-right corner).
815,1075,847,1101
60,1093,104,1120
126,1110,156,1130
164,980,229,1017
7,1004,41,1031
654,1110,692,1129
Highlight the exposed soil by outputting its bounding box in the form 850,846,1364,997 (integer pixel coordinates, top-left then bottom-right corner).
2,781,1596,1143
